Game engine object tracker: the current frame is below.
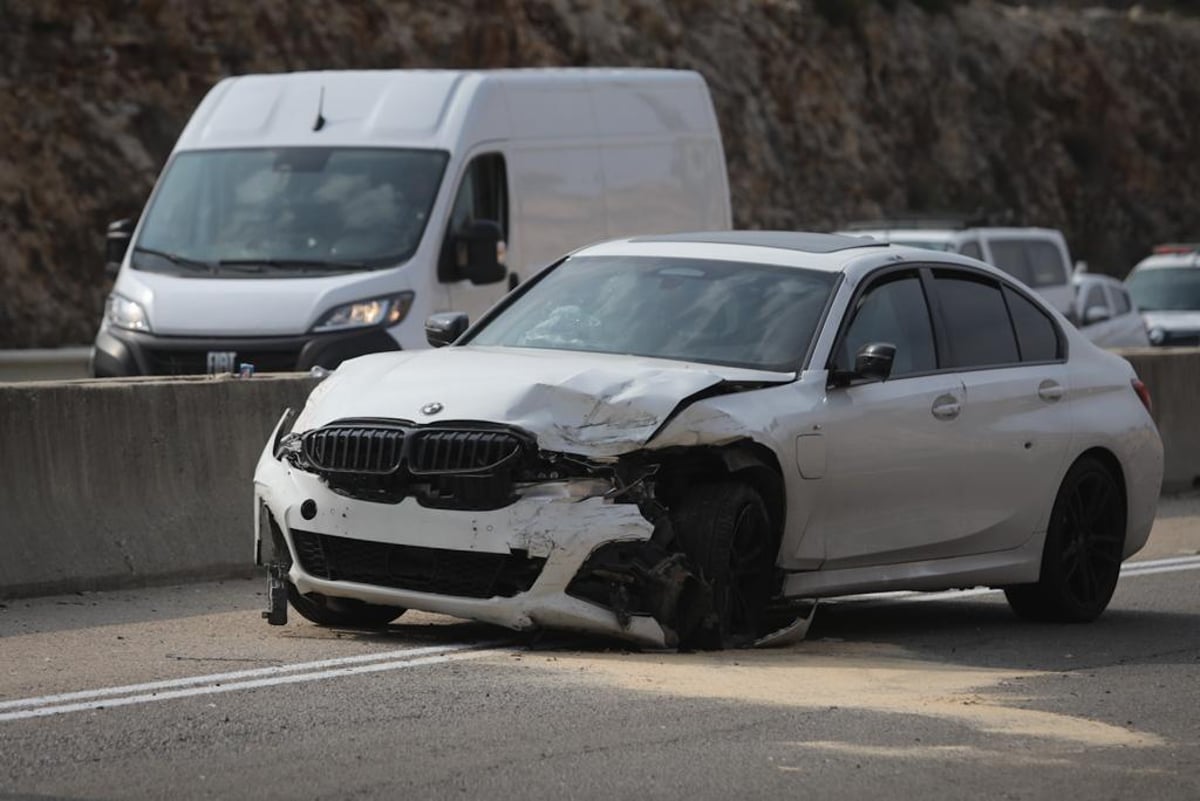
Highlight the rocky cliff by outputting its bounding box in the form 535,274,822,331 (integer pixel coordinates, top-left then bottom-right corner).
2,0,1198,348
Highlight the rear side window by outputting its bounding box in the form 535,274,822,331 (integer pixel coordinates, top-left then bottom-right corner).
838,272,937,377
934,271,1020,368
1003,286,1061,362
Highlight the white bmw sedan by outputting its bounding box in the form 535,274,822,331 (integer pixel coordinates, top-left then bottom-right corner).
254,232,1163,649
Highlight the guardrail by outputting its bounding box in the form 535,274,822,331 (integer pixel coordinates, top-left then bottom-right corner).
0,347,92,382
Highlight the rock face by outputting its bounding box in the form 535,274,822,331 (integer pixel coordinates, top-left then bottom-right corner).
1,0,1198,348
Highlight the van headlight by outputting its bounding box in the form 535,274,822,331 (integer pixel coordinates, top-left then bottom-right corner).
1148,326,1165,345
105,294,151,332
311,292,414,332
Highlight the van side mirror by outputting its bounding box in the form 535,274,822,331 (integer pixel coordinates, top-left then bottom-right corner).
425,312,470,348
454,220,506,286
1083,305,1112,325
105,218,135,276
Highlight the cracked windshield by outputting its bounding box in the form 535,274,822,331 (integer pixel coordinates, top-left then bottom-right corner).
132,147,448,274
470,255,836,371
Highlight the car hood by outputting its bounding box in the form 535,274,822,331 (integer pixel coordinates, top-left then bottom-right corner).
294,346,793,456
1142,310,1200,331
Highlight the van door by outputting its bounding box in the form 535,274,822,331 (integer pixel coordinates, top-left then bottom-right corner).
439,152,511,323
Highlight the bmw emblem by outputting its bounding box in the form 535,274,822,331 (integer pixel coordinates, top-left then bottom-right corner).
421,402,444,416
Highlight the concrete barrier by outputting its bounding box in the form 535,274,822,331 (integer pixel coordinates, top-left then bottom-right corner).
0,374,317,598
1118,347,1200,494
1,349,1196,599
0,347,92,382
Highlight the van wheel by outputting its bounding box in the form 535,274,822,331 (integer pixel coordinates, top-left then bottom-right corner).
672,482,777,649
1005,456,1125,623
287,583,406,628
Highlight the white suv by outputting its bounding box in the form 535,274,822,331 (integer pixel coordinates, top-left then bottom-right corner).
838,221,1075,321
1126,244,1200,347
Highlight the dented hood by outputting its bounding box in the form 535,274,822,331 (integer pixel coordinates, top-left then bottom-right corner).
295,346,793,456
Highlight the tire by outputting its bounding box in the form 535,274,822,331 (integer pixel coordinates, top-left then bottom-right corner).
1005,456,1126,623
287,582,406,628
671,482,777,649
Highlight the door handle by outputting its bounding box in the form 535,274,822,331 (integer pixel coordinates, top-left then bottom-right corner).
1037,380,1064,403
931,394,961,420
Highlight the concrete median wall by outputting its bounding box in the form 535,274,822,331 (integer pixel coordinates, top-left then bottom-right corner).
0,374,317,598
1,349,1197,599
1118,348,1200,494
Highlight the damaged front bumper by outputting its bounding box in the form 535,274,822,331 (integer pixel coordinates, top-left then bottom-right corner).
254,448,707,648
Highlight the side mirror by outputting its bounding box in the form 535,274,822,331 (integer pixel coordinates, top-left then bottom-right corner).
105,218,135,276
854,342,896,382
454,220,506,286
425,312,470,348
830,342,896,387
1083,305,1112,325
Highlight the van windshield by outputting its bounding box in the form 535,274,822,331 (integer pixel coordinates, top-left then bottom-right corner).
1128,268,1200,311
133,148,448,276
468,256,836,372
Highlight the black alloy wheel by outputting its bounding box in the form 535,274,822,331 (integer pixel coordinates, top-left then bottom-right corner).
287,582,407,628
672,482,778,649
1005,456,1126,623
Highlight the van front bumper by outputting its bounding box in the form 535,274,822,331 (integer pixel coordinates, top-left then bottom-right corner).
253,449,672,648
90,324,400,377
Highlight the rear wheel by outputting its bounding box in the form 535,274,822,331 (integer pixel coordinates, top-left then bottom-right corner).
1005,456,1126,622
287,583,406,628
672,482,777,649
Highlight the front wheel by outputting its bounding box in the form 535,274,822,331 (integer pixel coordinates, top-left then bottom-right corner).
1005,456,1126,623
287,583,407,628
671,482,778,649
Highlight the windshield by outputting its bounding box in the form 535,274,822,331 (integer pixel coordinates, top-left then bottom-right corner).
1128,268,1200,311
134,148,448,275
469,256,837,372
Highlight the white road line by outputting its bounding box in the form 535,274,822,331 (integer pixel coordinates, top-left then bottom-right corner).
828,554,1200,606
0,647,499,723
0,643,484,712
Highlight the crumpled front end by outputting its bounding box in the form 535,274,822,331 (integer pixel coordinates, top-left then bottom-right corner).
253,413,715,647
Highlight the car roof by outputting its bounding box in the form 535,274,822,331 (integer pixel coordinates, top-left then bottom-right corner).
1132,252,1200,272
629,230,886,254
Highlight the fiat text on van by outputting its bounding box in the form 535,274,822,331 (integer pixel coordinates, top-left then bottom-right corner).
93,69,731,376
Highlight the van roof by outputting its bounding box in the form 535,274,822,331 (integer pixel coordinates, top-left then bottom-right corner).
174,68,717,153
632,230,886,254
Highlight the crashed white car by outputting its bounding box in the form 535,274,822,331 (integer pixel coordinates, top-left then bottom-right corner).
254,232,1163,648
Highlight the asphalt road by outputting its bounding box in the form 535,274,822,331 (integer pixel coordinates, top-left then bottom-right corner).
2,497,1198,801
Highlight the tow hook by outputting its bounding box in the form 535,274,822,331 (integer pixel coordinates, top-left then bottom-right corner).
262,562,289,626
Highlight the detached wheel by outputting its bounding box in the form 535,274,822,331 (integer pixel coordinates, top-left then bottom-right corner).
1005,456,1126,623
672,482,777,649
287,583,406,628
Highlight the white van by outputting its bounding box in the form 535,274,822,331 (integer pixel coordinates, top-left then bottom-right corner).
836,220,1076,321
92,69,730,376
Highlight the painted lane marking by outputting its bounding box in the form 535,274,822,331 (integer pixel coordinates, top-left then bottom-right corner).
0,643,483,712
827,554,1200,606
0,646,500,723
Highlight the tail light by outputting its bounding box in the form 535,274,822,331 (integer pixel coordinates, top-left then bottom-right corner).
1131,378,1152,414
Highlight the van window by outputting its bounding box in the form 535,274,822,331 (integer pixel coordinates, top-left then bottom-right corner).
1111,286,1132,315
960,241,982,260
934,271,1020,368
1026,241,1068,287
134,148,448,272
1003,286,1061,362
439,153,509,282
988,241,1033,286
837,272,936,377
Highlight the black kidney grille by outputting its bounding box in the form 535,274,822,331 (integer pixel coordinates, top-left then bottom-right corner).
290,529,545,598
409,430,522,475
303,427,405,474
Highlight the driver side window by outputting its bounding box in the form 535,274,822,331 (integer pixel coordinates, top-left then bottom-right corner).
837,272,937,377
438,153,509,282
